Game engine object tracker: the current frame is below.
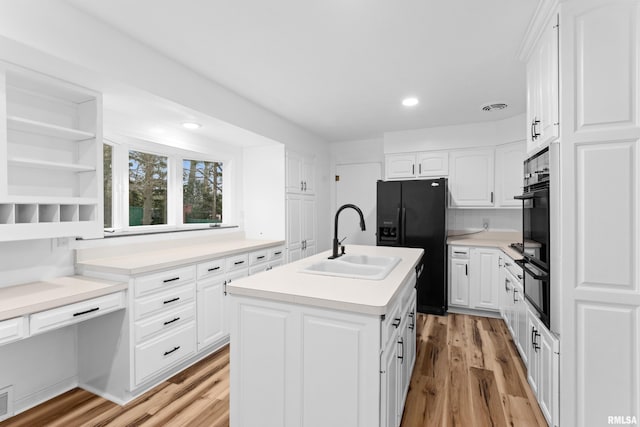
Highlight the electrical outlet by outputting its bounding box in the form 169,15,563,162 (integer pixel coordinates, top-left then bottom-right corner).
482,218,489,230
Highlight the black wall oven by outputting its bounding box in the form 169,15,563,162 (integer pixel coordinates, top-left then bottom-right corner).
515,147,551,328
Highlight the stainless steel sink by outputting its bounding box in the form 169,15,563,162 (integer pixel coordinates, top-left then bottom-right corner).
301,255,401,280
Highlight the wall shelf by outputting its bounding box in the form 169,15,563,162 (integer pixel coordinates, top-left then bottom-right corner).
0,62,103,241
7,115,95,141
8,157,96,173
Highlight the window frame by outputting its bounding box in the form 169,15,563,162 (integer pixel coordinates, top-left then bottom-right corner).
103,136,230,235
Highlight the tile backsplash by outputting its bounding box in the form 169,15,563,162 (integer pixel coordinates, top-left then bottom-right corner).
447,209,521,232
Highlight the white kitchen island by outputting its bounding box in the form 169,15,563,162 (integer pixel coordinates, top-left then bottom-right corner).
227,245,423,427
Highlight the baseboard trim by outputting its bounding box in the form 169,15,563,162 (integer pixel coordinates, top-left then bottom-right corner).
13,376,77,416
447,306,502,319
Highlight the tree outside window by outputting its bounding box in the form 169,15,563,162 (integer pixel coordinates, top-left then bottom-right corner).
183,159,223,224
129,150,168,226
103,144,113,228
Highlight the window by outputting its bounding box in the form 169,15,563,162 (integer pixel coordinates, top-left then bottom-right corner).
128,150,168,226
103,144,113,228
183,159,223,224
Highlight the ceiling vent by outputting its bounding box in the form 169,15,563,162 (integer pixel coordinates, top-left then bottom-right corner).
481,103,508,112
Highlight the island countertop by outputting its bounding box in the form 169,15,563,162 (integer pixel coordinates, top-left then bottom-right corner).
226,245,424,315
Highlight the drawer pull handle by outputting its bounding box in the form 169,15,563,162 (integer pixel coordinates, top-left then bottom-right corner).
207,266,221,272
73,307,99,317
257,255,265,260
234,260,245,265
163,346,180,356
454,251,467,255
392,317,401,328
163,297,180,305
274,251,282,255
163,317,180,326
163,277,180,283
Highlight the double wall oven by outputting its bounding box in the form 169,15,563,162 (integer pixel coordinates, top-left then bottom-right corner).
514,147,551,328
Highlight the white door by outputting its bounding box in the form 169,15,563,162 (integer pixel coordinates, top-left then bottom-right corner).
196,277,225,351
416,152,448,177
449,149,495,207
537,14,559,148
286,151,302,193
385,154,415,180
449,259,469,307
495,141,525,207
559,2,640,425
302,196,316,256
470,248,500,310
286,195,302,262
380,343,399,427
335,163,382,246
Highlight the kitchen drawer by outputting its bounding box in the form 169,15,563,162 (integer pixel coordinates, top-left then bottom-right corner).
0,316,26,346
249,260,284,276
268,246,285,261
227,269,249,283
450,246,470,259
133,266,195,298
134,322,196,386
134,302,196,344
196,258,226,281
249,249,268,266
134,283,195,320
30,291,125,335
226,253,249,272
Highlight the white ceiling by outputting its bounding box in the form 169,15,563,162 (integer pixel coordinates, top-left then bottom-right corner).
65,0,539,142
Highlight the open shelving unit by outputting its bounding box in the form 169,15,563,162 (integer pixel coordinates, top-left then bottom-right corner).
0,62,103,241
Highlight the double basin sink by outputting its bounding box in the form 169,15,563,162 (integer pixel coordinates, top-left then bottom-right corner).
301,254,401,280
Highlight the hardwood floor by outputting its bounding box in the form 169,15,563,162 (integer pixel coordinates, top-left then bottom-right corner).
0,313,547,427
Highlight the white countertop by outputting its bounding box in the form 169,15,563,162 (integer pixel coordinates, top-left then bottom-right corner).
227,245,424,316
76,239,285,276
0,276,127,321
447,231,525,261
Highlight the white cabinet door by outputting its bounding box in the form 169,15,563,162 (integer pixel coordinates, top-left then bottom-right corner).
526,308,540,397
196,277,225,351
416,152,448,177
449,258,470,307
526,13,559,156
495,141,525,207
286,195,302,263
380,338,400,427
286,151,303,193
449,149,495,207
470,248,500,311
302,197,316,252
302,157,315,194
537,325,556,425
515,284,528,367
385,154,416,180
537,14,559,149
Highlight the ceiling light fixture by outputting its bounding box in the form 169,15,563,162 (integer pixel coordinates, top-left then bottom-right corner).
182,122,202,130
402,97,419,107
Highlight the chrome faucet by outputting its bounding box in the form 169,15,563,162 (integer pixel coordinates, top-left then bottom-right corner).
329,204,366,259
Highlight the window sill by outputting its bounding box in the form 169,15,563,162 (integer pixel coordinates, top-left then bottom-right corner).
76,224,239,240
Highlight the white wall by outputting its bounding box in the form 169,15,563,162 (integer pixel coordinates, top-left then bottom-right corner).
448,209,521,233
243,145,286,240
383,114,525,152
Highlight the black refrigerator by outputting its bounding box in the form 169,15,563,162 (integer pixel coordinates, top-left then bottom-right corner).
377,179,448,315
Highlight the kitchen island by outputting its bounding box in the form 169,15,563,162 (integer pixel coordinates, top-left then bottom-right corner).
227,245,423,427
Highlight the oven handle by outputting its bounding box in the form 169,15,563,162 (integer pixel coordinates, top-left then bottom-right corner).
515,259,549,280
514,192,535,200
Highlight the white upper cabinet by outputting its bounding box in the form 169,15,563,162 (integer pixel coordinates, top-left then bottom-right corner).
494,141,525,207
416,152,448,177
286,151,314,194
449,149,494,207
385,153,417,179
0,62,103,241
385,152,448,180
526,13,559,156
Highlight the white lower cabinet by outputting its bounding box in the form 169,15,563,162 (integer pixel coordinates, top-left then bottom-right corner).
196,276,225,351
526,305,559,427
448,246,500,312
230,274,417,427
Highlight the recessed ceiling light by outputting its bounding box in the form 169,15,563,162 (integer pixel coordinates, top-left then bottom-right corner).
402,97,419,107
182,122,202,130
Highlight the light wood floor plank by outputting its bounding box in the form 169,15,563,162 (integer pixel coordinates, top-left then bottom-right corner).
1,314,547,427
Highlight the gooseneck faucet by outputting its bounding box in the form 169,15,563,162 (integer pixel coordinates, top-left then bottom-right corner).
329,204,366,259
